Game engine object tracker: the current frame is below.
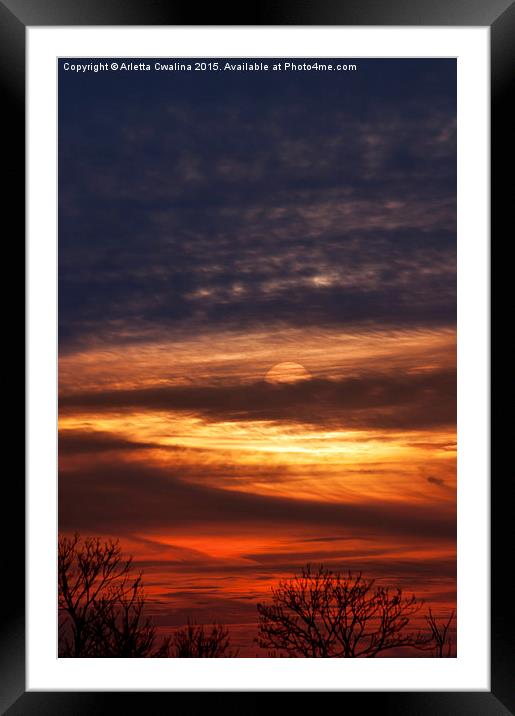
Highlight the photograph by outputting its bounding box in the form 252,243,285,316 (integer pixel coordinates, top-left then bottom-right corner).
1,0,506,707
57,57,457,659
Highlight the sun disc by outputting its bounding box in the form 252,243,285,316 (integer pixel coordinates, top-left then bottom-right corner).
265,362,312,385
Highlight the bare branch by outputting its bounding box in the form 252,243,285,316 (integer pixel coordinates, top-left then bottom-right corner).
256,565,441,658
58,533,168,657
172,620,238,658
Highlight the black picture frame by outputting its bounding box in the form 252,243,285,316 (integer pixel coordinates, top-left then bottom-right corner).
4,0,508,712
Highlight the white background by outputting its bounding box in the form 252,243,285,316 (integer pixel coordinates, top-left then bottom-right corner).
27,26,489,691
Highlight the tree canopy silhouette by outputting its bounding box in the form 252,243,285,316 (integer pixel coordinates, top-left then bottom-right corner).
58,534,170,657
424,608,455,657
172,620,238,657
58,533,237,658
256,565,437,657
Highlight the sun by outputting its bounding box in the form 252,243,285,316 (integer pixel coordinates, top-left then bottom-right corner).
265,362,312,385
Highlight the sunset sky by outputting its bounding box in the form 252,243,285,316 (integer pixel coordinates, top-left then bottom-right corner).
58,59,456,655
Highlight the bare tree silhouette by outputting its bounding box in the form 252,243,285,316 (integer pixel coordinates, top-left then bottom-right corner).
58,533,170,657
171,620,238,657
423,608,456,657
256,564,435,657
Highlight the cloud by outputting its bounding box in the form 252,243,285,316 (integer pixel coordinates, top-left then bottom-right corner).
149,594,258,627
58,430,160,454
240,553,457,583
60,368,456,430
427,476,448,488
58,60,456,350
58,221,456,351
58,460,456,541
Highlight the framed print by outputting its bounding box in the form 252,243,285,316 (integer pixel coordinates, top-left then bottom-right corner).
4,0,510,712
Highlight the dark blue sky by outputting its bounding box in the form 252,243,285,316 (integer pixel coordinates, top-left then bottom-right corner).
58,58,456,351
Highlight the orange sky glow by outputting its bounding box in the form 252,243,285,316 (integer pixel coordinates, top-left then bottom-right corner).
59,325,456,655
